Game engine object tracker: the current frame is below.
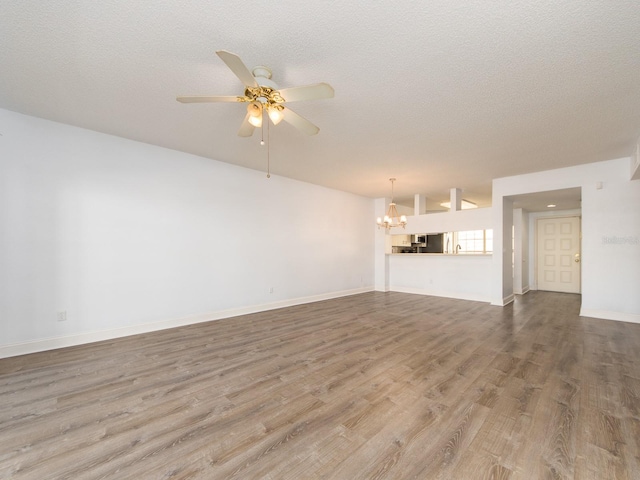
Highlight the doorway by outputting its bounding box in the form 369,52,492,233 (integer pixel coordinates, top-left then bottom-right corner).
536,216,581,293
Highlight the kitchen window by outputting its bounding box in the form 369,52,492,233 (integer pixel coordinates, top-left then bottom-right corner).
455,229,493,254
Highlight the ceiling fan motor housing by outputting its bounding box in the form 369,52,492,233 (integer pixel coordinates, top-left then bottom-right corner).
252,66,278,89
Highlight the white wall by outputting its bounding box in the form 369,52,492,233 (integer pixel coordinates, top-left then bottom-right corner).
0,109,375,357
493,158,640,323
581,171,640,321
493,197,514,305
389,254,492,302
513,208,526,294
390,206,493,234
374,198,390,292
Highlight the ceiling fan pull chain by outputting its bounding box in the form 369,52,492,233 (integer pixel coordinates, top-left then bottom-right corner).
266,117,271,179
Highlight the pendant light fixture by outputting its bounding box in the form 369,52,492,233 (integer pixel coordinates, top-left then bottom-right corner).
377,178,407,229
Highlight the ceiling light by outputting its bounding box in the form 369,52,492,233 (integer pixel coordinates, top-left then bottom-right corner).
267,105,284,125
547,204,556,208
377,178,407,229
440,200,477,210
248,115,262,127
246,103,261,127
247,101,263,127
247,101,262,117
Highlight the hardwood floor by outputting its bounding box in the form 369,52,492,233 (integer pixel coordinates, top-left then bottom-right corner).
1,291,639,479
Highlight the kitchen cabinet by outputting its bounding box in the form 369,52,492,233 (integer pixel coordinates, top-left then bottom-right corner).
391,234,412,247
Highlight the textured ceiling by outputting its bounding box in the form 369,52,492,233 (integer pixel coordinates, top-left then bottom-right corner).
1,1,639,208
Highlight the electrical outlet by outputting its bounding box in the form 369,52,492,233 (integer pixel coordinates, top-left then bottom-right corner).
57,311,67,322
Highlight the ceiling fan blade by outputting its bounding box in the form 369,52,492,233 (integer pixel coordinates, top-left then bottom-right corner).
278,83,335,103
216,50,258,88
176,95,243,103
237,113,256,137
282,107,320,135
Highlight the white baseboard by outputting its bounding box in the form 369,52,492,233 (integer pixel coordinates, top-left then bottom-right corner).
503,294,515,305
389,286,491,303
514,286,530,295
490,293,515,306
0,287,374,359
579,308,640,324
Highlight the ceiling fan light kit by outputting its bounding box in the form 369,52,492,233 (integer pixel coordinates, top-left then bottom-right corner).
247,101,263,127
377,178,407,229
268,105,284,125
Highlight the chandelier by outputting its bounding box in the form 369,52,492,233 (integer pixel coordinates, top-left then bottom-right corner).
376,178,407,229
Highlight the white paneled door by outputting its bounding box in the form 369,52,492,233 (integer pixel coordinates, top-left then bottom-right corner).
536,216,581,293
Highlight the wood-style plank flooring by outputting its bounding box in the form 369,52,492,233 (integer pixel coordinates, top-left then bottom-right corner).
1,291,639,479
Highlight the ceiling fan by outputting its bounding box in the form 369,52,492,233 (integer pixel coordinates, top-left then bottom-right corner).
177,50,334,136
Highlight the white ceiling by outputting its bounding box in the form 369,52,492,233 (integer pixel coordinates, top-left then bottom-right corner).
2,1,639,209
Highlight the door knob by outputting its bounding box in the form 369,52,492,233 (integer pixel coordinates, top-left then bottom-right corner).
574,253,580,263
